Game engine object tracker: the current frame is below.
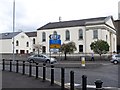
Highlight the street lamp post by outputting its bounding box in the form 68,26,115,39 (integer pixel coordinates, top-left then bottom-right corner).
13,0,15,61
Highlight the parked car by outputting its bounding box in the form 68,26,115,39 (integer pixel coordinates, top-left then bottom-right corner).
27,54,57,64
110,54,120,64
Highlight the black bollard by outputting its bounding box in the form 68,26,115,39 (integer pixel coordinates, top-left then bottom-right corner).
29,62,32,77
22,61,25,75
35,63,39,79
9,60,12,72
82,75,87,90
2,59,5,71
94,79,103,90
70,71,74,90
43,63,46,81
16,60,19,73
61,68,65,90
51,64,54,85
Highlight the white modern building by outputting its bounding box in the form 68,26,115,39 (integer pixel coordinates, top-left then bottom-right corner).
0,31,37,54
37,16,117,54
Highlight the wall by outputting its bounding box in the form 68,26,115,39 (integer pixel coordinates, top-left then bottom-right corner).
0,39,12,53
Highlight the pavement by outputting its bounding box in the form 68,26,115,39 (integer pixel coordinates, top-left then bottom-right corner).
2,71,65,90
2,70,119,90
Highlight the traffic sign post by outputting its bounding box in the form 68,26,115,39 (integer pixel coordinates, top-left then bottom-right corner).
49,34,61,53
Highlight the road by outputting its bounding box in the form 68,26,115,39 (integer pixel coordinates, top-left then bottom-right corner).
2,61,119,88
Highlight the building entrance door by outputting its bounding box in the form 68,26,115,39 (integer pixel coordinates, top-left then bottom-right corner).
20,50,25,54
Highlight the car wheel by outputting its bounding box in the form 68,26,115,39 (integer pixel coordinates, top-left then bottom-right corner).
30,59,34,63
113,60,118,64
46,60,50,63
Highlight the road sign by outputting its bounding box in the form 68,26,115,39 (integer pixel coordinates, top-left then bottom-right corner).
49,49,59,52
49,34,60,40
49,34,61,52
50,44,61,49
49,40,61,45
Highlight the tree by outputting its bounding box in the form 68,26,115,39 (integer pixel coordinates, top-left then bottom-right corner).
60,41,77,60
33,44,43,55
90,40,109,56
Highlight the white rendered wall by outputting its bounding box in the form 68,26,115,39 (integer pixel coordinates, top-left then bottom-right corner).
14,32,31,53
0,39,12,53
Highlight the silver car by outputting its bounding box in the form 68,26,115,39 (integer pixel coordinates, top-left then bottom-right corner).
110,54,120,64
27,54,57,63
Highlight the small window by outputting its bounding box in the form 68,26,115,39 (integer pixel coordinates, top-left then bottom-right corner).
33,38,35,44
16,50,18,54
26,50,29,54
93,30,98,39
42,32,46,42
79,29,83,40
33,49,35,52
16,40,19,46
106,35,108,41
26,42,29,47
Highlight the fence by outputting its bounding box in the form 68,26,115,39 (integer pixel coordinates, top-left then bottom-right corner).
1,53,112,61
2,59,104,90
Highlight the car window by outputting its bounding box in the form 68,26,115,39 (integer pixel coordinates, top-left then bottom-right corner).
38,55,41,57
43,56,46,58
34,55,38,57
116,54,120,57
117,54,120,57
38,55,44,57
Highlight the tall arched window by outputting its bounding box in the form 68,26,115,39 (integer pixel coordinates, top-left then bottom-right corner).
79,29,83,40
33,38,35,44
65,30,70,40
42,32,46,42
16,40,19,46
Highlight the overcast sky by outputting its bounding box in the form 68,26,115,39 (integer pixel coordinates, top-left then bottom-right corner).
0,0,120,33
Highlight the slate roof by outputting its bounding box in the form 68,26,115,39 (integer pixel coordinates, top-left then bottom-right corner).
0,32,20,39
25,32,37,37
0,31,37,40
37,16,107,30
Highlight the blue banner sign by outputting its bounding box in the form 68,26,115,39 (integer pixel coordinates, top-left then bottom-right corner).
49,40,61,45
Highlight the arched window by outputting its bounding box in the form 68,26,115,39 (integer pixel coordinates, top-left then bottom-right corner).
26,42,29,47
16,40,19,46
79,29,83,40
65,30,70,40
33,38,35,44
42,32,46,42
